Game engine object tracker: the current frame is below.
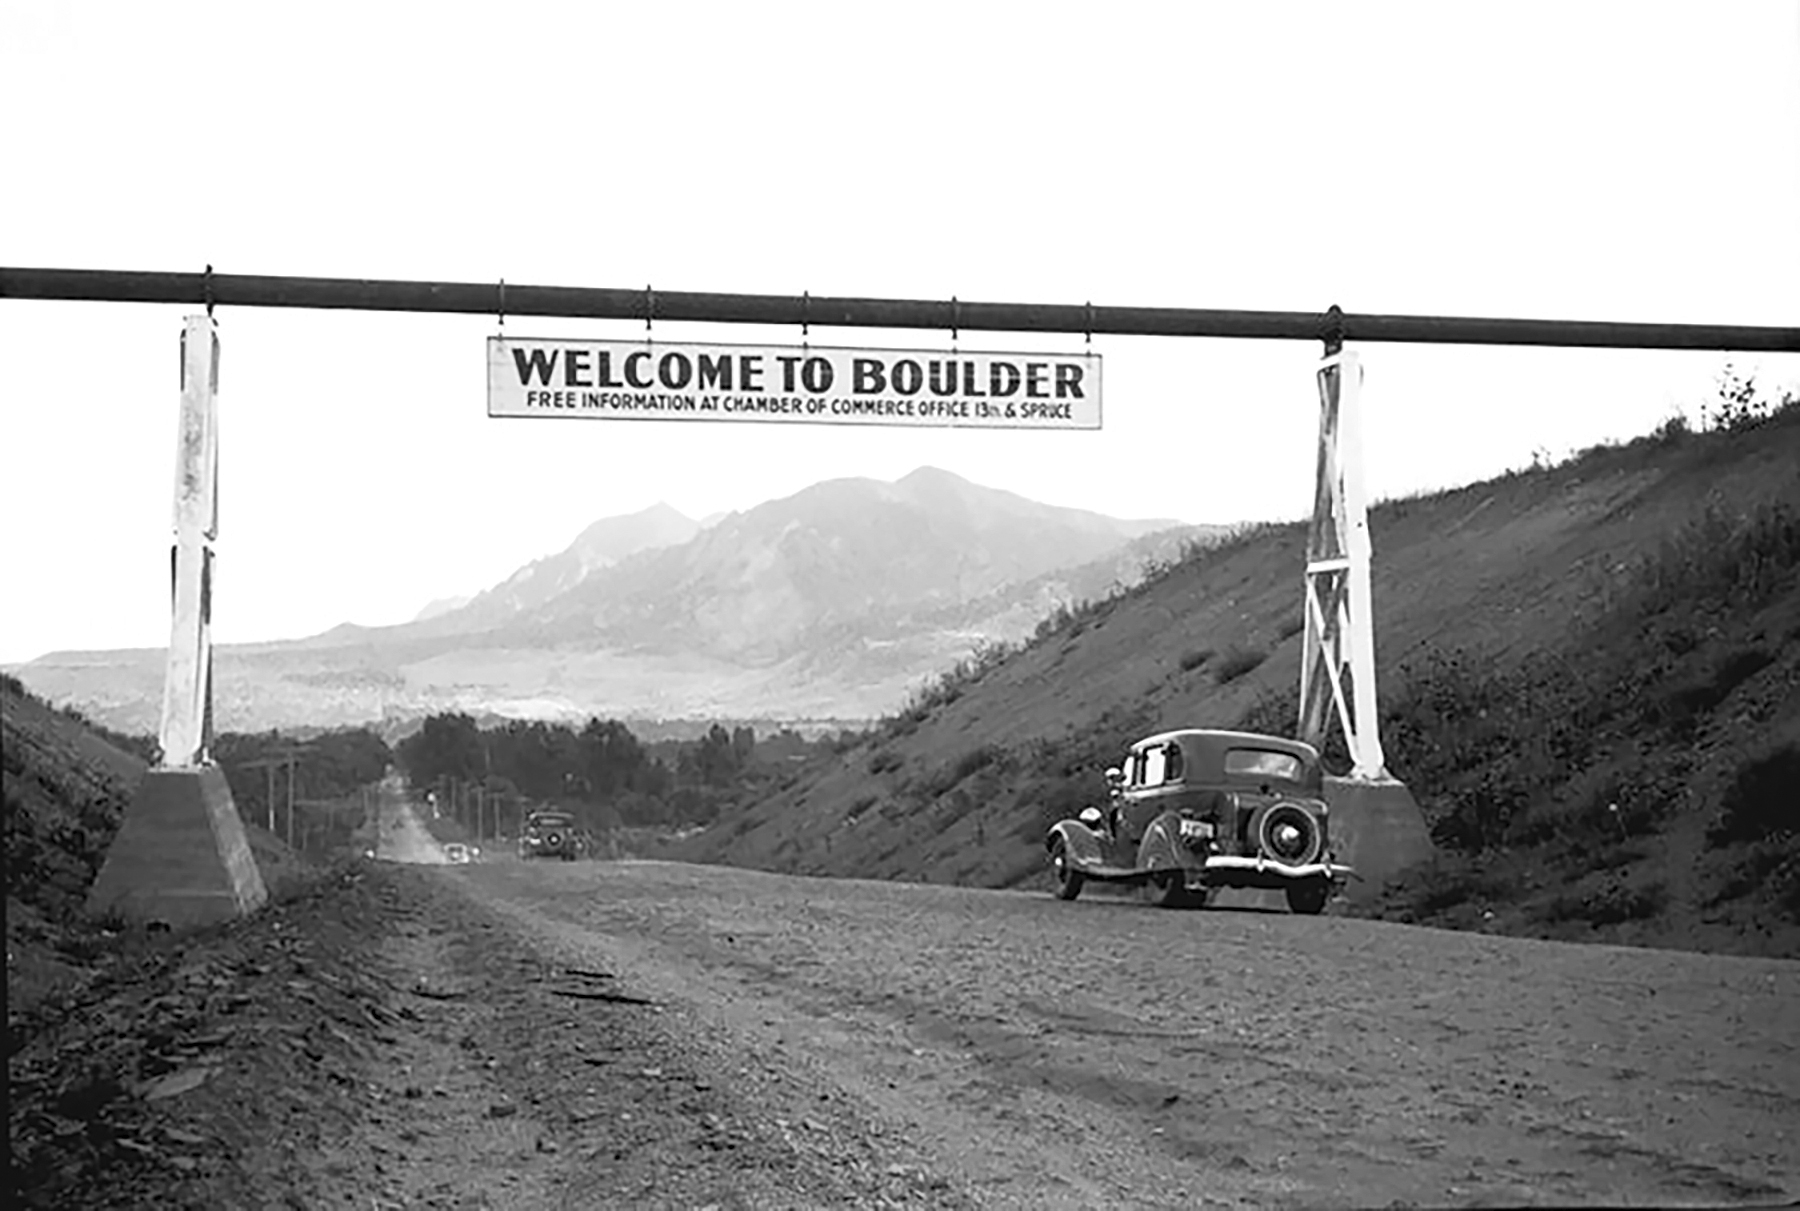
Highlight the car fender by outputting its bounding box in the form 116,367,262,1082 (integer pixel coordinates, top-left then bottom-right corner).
1136,814,1193,873
1046,819,1108,870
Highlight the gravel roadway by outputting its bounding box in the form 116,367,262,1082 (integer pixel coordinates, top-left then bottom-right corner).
446,852,1800,1209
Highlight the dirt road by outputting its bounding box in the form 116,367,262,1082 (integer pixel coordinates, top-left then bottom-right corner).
372,776,456,864
449,851,1799,1208
16,785,1795,1208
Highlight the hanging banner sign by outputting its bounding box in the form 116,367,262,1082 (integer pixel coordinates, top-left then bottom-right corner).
487,337,1101,429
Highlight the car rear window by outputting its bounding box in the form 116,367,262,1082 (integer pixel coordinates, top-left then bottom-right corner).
1224,749,1302,780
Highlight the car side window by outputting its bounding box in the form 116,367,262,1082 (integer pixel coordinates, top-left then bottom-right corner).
1143,746,1167,786
1164,743,1184,783
1130,750,1148,786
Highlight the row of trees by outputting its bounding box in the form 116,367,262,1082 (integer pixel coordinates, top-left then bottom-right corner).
394,712,816,831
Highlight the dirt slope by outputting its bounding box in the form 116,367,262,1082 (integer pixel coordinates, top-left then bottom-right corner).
670,406,1800,956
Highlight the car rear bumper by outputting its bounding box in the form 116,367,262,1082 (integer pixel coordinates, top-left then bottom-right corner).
1191,856,1355,889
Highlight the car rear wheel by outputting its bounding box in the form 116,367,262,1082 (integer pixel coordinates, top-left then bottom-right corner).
1286,879,1330,915
1050,838,1084,901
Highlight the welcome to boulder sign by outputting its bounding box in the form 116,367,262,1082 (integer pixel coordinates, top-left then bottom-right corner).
487,337,1102,429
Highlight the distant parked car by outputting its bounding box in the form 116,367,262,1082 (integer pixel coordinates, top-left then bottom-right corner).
1045,729,1353,913
442,842,478,864
519,811,580,861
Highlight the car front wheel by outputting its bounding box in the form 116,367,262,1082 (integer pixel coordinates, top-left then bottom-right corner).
1051,838,1084,901
1286,880,1330,915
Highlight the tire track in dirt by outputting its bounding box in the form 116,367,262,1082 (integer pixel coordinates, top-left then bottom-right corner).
372,795,969,1209
454,857,1800,1209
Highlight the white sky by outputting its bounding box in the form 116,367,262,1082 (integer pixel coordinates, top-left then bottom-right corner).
2,1,1797,664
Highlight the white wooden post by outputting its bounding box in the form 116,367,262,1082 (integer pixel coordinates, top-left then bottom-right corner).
86,314,267,927
159,316,220,768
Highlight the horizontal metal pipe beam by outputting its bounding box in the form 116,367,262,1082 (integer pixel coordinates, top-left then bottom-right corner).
3,267,1796,352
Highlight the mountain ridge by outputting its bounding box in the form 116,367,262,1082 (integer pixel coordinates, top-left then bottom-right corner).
11,467,1204,731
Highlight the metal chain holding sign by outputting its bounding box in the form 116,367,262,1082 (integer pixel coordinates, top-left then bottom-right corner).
159,315,221,768
1297,349,1386,779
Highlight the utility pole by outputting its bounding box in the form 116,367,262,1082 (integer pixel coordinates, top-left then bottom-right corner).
239,746,307,841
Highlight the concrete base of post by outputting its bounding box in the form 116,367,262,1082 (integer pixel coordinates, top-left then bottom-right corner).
86,766,268,929
1320,773,1435,904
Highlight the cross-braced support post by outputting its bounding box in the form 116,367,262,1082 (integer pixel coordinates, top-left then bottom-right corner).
1298,350,1387,779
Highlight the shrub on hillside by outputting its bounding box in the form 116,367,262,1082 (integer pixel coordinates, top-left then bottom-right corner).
1700,366,1795,434
1175,521,1288,571
1651,647,1776,739
1772,854,1800,922
1178,647,1214,673
1708,743,1800,847
911,744,1009,802
1212,646,1268,685
951,744,1006,783
1630,498,1800,619
1507,764,1675,854
879,638,1018,738
1701,834,1800,913
1032,600,1080,642
1567,839,1648,877
1376,854,1523,925
935,788,976,827
1335,649,1560,848
1651,412,1691,445
1537,875,1668,927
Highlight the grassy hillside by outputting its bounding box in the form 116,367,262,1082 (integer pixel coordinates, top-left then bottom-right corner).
3,673,152,923
670,390,1800,958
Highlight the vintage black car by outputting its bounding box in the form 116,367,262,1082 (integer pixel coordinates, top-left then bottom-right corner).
1045,729,1353,913
519,810,580,861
